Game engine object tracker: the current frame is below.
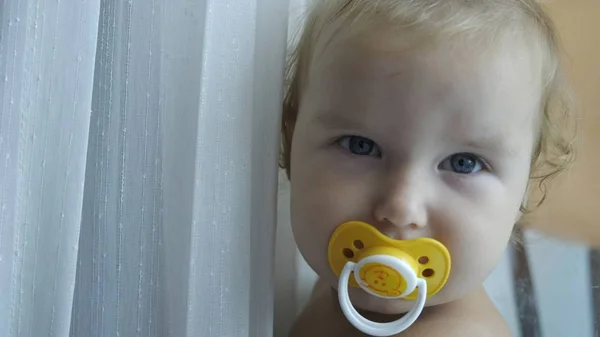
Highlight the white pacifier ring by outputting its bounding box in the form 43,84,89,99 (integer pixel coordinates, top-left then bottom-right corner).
338,259,428,337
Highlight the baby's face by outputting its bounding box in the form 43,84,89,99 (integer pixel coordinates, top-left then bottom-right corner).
289,36,543,314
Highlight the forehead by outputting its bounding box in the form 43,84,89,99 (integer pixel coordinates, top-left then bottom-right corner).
303,35,544,150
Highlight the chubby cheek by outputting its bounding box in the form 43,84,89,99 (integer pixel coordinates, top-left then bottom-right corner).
290,162,353,276
435,192,517,299
289,147,381,281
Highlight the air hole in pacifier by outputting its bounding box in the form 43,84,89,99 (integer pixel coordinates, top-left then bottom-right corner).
353,240,364,249
418,256,429,264
422,268,435,278
343,248,354,259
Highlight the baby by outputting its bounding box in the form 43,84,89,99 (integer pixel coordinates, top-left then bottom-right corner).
281,0,575,336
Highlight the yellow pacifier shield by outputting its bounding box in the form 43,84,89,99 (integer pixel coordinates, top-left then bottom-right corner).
328,221,451,300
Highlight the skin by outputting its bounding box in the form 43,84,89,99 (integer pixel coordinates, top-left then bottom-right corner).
288,32,543,336
290,280,511,337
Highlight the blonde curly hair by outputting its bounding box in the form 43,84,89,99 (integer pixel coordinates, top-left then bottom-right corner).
280,0,576,214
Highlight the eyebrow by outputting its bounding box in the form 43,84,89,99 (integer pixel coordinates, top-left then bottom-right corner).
463,136,518,157
314,111,520,156
313,113,365,131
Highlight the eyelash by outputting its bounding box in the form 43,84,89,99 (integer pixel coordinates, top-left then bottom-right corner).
438,153,490,174
335,135,491,174
336,135,381,157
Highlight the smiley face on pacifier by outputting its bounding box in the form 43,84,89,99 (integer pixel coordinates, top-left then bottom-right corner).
327,221,452,336
361,263,404,297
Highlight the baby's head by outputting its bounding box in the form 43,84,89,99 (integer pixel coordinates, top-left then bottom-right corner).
282,0,574,314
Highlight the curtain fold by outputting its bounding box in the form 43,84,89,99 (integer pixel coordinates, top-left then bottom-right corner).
70,0,164,336
0,0,102,336
0,0,289,335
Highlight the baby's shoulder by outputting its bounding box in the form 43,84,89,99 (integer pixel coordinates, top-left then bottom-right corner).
401,304,512,337
288,287,360,337
289,287,512,337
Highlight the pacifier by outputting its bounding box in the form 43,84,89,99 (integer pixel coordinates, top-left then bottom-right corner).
328,221,451,336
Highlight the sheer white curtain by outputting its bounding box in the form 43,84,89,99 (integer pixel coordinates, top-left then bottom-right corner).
0,0,289,336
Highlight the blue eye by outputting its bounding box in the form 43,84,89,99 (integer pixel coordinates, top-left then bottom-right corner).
439,153,484,174
338,136,381,157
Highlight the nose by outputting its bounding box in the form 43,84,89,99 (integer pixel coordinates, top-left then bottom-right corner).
372,175,428,236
